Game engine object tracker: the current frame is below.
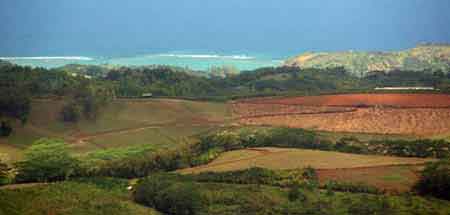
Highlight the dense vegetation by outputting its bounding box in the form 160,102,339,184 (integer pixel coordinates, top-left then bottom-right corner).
1,61,450,214
0,64,114,134
0,178,159,215
14,139,80,183
132,171,450,215
414,159,450,200
198,127,450,159
1,62,449,135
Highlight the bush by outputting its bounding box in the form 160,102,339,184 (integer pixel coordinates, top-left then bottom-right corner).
288,183,306,202
14,138,80,182
0,121,12,137
134,175,201,215
61,102,82,122
133,174,178,207
414,159,450,200
155,183,202,215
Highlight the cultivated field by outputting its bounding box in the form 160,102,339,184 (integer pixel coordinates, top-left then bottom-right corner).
179,147,433,192
179,147,433,173
241,93,450,108
234,94,450,136
317,165,424,193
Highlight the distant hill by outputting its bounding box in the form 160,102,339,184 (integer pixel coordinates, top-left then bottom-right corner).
284,44,450,76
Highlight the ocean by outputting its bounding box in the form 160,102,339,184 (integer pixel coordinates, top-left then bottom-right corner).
0,51,285,71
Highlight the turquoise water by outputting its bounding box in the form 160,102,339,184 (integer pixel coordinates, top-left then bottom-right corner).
0,52,285,71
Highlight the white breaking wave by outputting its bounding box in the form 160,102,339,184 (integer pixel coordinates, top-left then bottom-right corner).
156,54,255,60
0,56,94,61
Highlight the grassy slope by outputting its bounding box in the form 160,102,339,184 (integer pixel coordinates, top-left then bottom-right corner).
0,99,231,161
284,45,450,75
0,178,159,215
2,179,449,215
196,182,450,215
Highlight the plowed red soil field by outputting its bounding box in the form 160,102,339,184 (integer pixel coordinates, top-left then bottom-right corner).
234,94,450,136
242,93,450,108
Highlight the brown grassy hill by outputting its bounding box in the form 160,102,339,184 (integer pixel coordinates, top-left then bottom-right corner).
284,44,450,75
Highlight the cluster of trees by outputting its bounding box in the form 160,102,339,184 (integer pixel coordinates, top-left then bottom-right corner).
104,66,216,97
2,62,449,131
414,159,450,200
134,174,201,215
132,170,436,215
79,64,450,99
14,139,80,183
0,64,115,133
199,128,450,159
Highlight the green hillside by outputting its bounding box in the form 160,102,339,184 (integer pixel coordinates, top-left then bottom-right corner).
285,44,450,76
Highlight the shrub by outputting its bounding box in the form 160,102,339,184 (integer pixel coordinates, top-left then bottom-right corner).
134,175,201,215
155,183,202,215
288,183,306,202
61,102,82,122
14,138,80,182
414,159,450,200
0,121,12,137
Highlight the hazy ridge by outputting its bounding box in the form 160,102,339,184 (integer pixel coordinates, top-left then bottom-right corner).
285,44,450,75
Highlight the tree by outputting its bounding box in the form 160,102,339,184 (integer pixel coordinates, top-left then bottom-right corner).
288,183,306,202
61,102,82,122
155,183,202,215
134,174,175,208
0,121,12,137
134,175,202,215
15,138,80,182
414,159,450,200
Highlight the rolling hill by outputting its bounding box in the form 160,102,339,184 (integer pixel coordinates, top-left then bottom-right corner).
284,44,450,76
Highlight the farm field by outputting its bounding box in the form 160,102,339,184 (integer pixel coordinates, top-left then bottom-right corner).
179,147,433,173
241,93,450,107
179,147,433,192
0,99,231,161
234,94,450,136
317,165,424,193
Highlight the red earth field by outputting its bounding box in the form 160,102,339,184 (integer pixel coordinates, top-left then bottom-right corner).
241,93,450,108
233,94,450,136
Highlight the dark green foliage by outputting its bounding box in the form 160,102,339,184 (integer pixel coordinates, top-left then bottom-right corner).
367,139,450,158
132,172,450,215
134,174,180,207
155,183,202,215
0,88,30,124
191,167,307,187
105,66,216,97
414,159,450,200
0,121,12,137
61,102,82,122
0,179,156,215
288,183,306,202
200,128,450,159
322,180,383,194
134,175,201,215
0,64,114,128
14,139,80,183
